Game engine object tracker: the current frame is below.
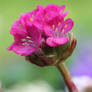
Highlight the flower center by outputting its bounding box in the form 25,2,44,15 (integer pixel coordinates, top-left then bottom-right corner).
52,22,61,33
52,22,66,37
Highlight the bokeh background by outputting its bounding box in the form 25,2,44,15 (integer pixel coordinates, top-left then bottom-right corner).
0,0,92,91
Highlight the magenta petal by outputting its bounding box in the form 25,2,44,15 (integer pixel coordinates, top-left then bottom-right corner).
37,5,44,11
45,4,60,12
46,37,58,47
46,37,68,47
44,26,55,37
10,20,27,37
20,12,33,27
60,5,66,13
63,10,69,17
45,11,58,21
13,46,36,56
8,43,36,56
53,37,68,45
64,18,74,33
27,25,41,47
45,4,61,21
33,11,45,30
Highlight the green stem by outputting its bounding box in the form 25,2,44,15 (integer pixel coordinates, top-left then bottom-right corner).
56,62,79,92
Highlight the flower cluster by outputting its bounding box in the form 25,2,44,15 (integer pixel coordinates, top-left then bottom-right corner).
8,4,74,56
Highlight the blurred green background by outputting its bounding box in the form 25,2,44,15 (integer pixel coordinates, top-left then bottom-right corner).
0,0,92,90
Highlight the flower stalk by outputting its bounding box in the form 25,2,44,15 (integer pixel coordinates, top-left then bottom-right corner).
56,62,79,92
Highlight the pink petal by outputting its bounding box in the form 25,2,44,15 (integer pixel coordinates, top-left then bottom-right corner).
45,11,58,21
14,46,36,56
20,12,33,27
63,10,69,17
8,43,36,56
44,25,55,37
46,37,58,47
20,13,27,27
45,4,61,21
45,4,60,12
28,25,42,47
60,5,66,13
33,11,45,30
46,37,68,47
64,18,74,33
37,5,44,11
53,37,68,45
10,20,27,37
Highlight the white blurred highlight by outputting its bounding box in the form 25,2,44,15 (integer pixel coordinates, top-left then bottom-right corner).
73,76,92,89
66,76,92,92
5,81,64,92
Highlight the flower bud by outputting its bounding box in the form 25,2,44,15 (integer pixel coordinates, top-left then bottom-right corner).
25,33,76,67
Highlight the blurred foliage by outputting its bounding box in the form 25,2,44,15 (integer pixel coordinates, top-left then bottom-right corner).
0,0,92,90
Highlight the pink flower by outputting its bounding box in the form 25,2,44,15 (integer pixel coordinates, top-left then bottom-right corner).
8,4,74,56
45,18,74,47
8,17,41,56
33,4,74,47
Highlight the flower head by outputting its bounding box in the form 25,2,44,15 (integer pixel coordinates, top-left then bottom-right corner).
8,4,75,65
44,18,74,47
33,4,74,47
